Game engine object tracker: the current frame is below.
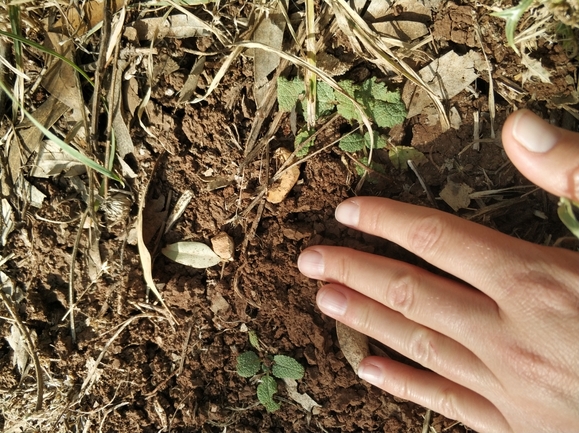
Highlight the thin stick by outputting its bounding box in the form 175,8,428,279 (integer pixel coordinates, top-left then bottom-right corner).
68,210,89,344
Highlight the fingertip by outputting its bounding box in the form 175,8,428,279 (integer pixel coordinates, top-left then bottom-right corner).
505,109,561,154
335,199,360,226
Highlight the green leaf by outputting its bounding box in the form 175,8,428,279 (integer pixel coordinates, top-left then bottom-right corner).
272,355,304,380
236,351,261,378
371,99,407,128
277,76,305,112
316,81,336,114
161,241,221,268
491,0,534,55
257,376,280,412
339,133,365,152
248,330,260,350
558,197,579,239
355,157,386,177
364,132,387,149
335,80,361,123
388,146,427,171
295,128,315,157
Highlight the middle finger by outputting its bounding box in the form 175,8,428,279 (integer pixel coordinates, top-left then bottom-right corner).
298,246,500,351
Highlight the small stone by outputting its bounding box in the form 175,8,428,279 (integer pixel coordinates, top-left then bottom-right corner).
211,232,235,260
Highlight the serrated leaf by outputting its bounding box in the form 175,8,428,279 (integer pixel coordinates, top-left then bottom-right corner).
295,128,315,157
236,351,261,378
371,99,407,128
336,80,361,123
388,146,427,171
161,241,221,268
317,81,336,114
364,132,387,150
272,355,304,379
339,133,365,152
257,376,280,412
277,76,305,112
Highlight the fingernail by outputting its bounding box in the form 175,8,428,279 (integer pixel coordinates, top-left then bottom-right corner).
512,110,560,153
298,250,324,279
335,201,360,226
358,362,383,385
317,287,347,316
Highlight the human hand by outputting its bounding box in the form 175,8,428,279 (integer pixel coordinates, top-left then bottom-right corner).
298,110,579,433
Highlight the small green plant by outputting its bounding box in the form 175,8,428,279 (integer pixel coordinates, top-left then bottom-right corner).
236,337,305,412
277,76,407,160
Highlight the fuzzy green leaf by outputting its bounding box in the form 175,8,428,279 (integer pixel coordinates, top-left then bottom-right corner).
317,81,336,114
335,80,361,123
272,355,304,380
236,351,261,378
365,132,387,149
371,98,407,128
257,376,280,412
277,76,305,112
339,133,365,152
355,157,386,177
388,146,427,171
295,128,315,157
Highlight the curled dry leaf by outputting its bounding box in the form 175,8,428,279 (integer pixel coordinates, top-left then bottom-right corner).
282,378,321,414
336,321,370,373
161,242,221,269
211,232,235,260
267,148,300,204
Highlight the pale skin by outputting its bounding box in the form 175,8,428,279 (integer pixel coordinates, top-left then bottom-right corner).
297,109,579,433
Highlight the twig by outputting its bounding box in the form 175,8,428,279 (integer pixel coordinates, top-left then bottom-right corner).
408,160,438,208
68,209,89,344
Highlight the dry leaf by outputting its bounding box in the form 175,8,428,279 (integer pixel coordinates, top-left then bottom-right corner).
42,33,84,121
282,378,322,414
267,148,300,204
403,51,485,119
161,242,221,269
51,0,126,37
178,57,206,104
521,53,552,85
127,14,211,40
1,199,15,247
30,140,86,178
439,179,473,211
6,325,28,373
336,321,370,373
253,9,286,108
165,190,194,234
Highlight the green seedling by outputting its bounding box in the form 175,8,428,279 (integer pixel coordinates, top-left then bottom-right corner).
492,0,534,55
557,197,579,239
236,345,305,412
278,76,407,165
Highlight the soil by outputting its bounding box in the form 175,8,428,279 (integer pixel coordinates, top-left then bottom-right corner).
1,1,578,432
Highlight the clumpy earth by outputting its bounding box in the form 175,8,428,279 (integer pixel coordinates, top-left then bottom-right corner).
0,1,577,432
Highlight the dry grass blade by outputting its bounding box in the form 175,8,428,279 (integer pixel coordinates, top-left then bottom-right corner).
136,158,177,325
304,0,317,129
326,0,450,130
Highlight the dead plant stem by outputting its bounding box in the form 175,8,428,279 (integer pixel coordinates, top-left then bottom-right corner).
68,210,89,345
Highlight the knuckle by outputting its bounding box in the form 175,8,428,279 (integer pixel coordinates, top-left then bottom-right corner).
435,386,460,421
382,269,418,317
407,327,438,366
407,213,447,257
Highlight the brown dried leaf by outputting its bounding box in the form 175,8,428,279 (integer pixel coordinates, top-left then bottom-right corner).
266,148,300,204
211,232,235,261
336,321,370,373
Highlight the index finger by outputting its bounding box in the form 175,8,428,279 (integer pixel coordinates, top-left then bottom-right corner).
334,197,546,302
